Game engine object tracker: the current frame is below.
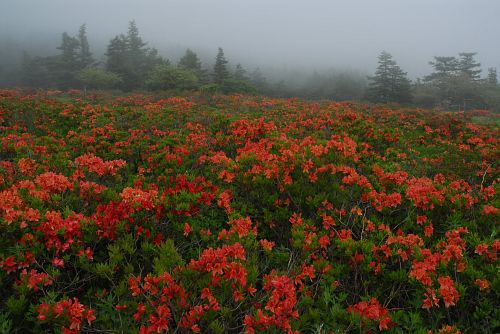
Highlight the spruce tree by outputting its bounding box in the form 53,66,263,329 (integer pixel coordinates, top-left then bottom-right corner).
213,47,229,84
127,21,147,52
424,53,483,109
458,52,481,81
367,51,411,103
54,32,81,87
367,51,394,103
424,56,459,106
179,49,201,72
390,65,412,103
106,35,129,76
105,21,164,91
487,67,497,85
178,48,207,83
426,56,459,82
125,21,148,89
57,32,80,71
77,24,94,68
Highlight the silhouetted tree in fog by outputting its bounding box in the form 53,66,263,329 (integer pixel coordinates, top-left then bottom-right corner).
48,32,81,87
213,47,229,84
77,24,94,68
421,53,486,110
178,48,208,84
179,49,201,72
366,51,411,103
105,21,164,90
458,52,481,81
106,35,128,75
487,68,497,85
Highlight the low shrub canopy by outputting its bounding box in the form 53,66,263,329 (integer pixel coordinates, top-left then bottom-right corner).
0,89,498,333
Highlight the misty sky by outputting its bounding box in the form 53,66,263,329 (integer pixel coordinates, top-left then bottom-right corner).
1,0,499,78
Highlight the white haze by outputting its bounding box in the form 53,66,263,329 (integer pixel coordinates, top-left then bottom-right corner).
1,0,499,79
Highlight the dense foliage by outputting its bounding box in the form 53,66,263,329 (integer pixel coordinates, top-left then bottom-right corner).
0,89,498,333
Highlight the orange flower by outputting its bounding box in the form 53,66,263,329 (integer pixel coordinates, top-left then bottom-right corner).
183,223,191,236
260,239,275,251
438,276,460,307
34,172,73,193
474,278,489,290
482,205,498,215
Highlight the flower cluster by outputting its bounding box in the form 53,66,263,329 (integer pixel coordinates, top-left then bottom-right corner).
37,298,96,333
348,297,392,331
0,91,497,333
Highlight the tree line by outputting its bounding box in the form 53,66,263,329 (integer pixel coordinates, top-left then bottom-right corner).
7,21,500,111
20,22,262,95
366,51,499,111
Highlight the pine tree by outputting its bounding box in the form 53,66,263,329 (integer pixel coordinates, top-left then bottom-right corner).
125,21,148,89
105,21,164,91
487,67,497,85
128,21,145,47
426,56,459,82
106,35,129,76
213,47,229,84
367,51,394,103
54,32,81,87
126,21,147,62
424,56,459,106
424,53,484,109
57,32,80,71
367,51,411,103
77,24,94,68
458,52,481,81
390,65,412,103
179,49,201,72
178,48,207,83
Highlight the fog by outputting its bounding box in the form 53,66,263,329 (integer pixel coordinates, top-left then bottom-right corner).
1,0,499,80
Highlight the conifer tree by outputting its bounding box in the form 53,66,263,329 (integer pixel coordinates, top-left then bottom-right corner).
390,65,412,103
487,67,497,85
105,21,164,90
179,49,201,72
57,32,80,71
423,56,459,106
125,21,148,89
127,21,146,52
426,56,459,83
423,53,483,109
106,35,129,76
53,32,81,87
77,24,94,68
179,48,208,83
213,47,229,84
458,52,481,81
367,51,411,103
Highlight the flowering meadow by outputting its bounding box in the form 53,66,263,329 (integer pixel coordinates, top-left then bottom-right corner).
0,89,498,333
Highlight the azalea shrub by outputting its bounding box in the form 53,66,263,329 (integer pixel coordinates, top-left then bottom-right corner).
0,89,498,333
